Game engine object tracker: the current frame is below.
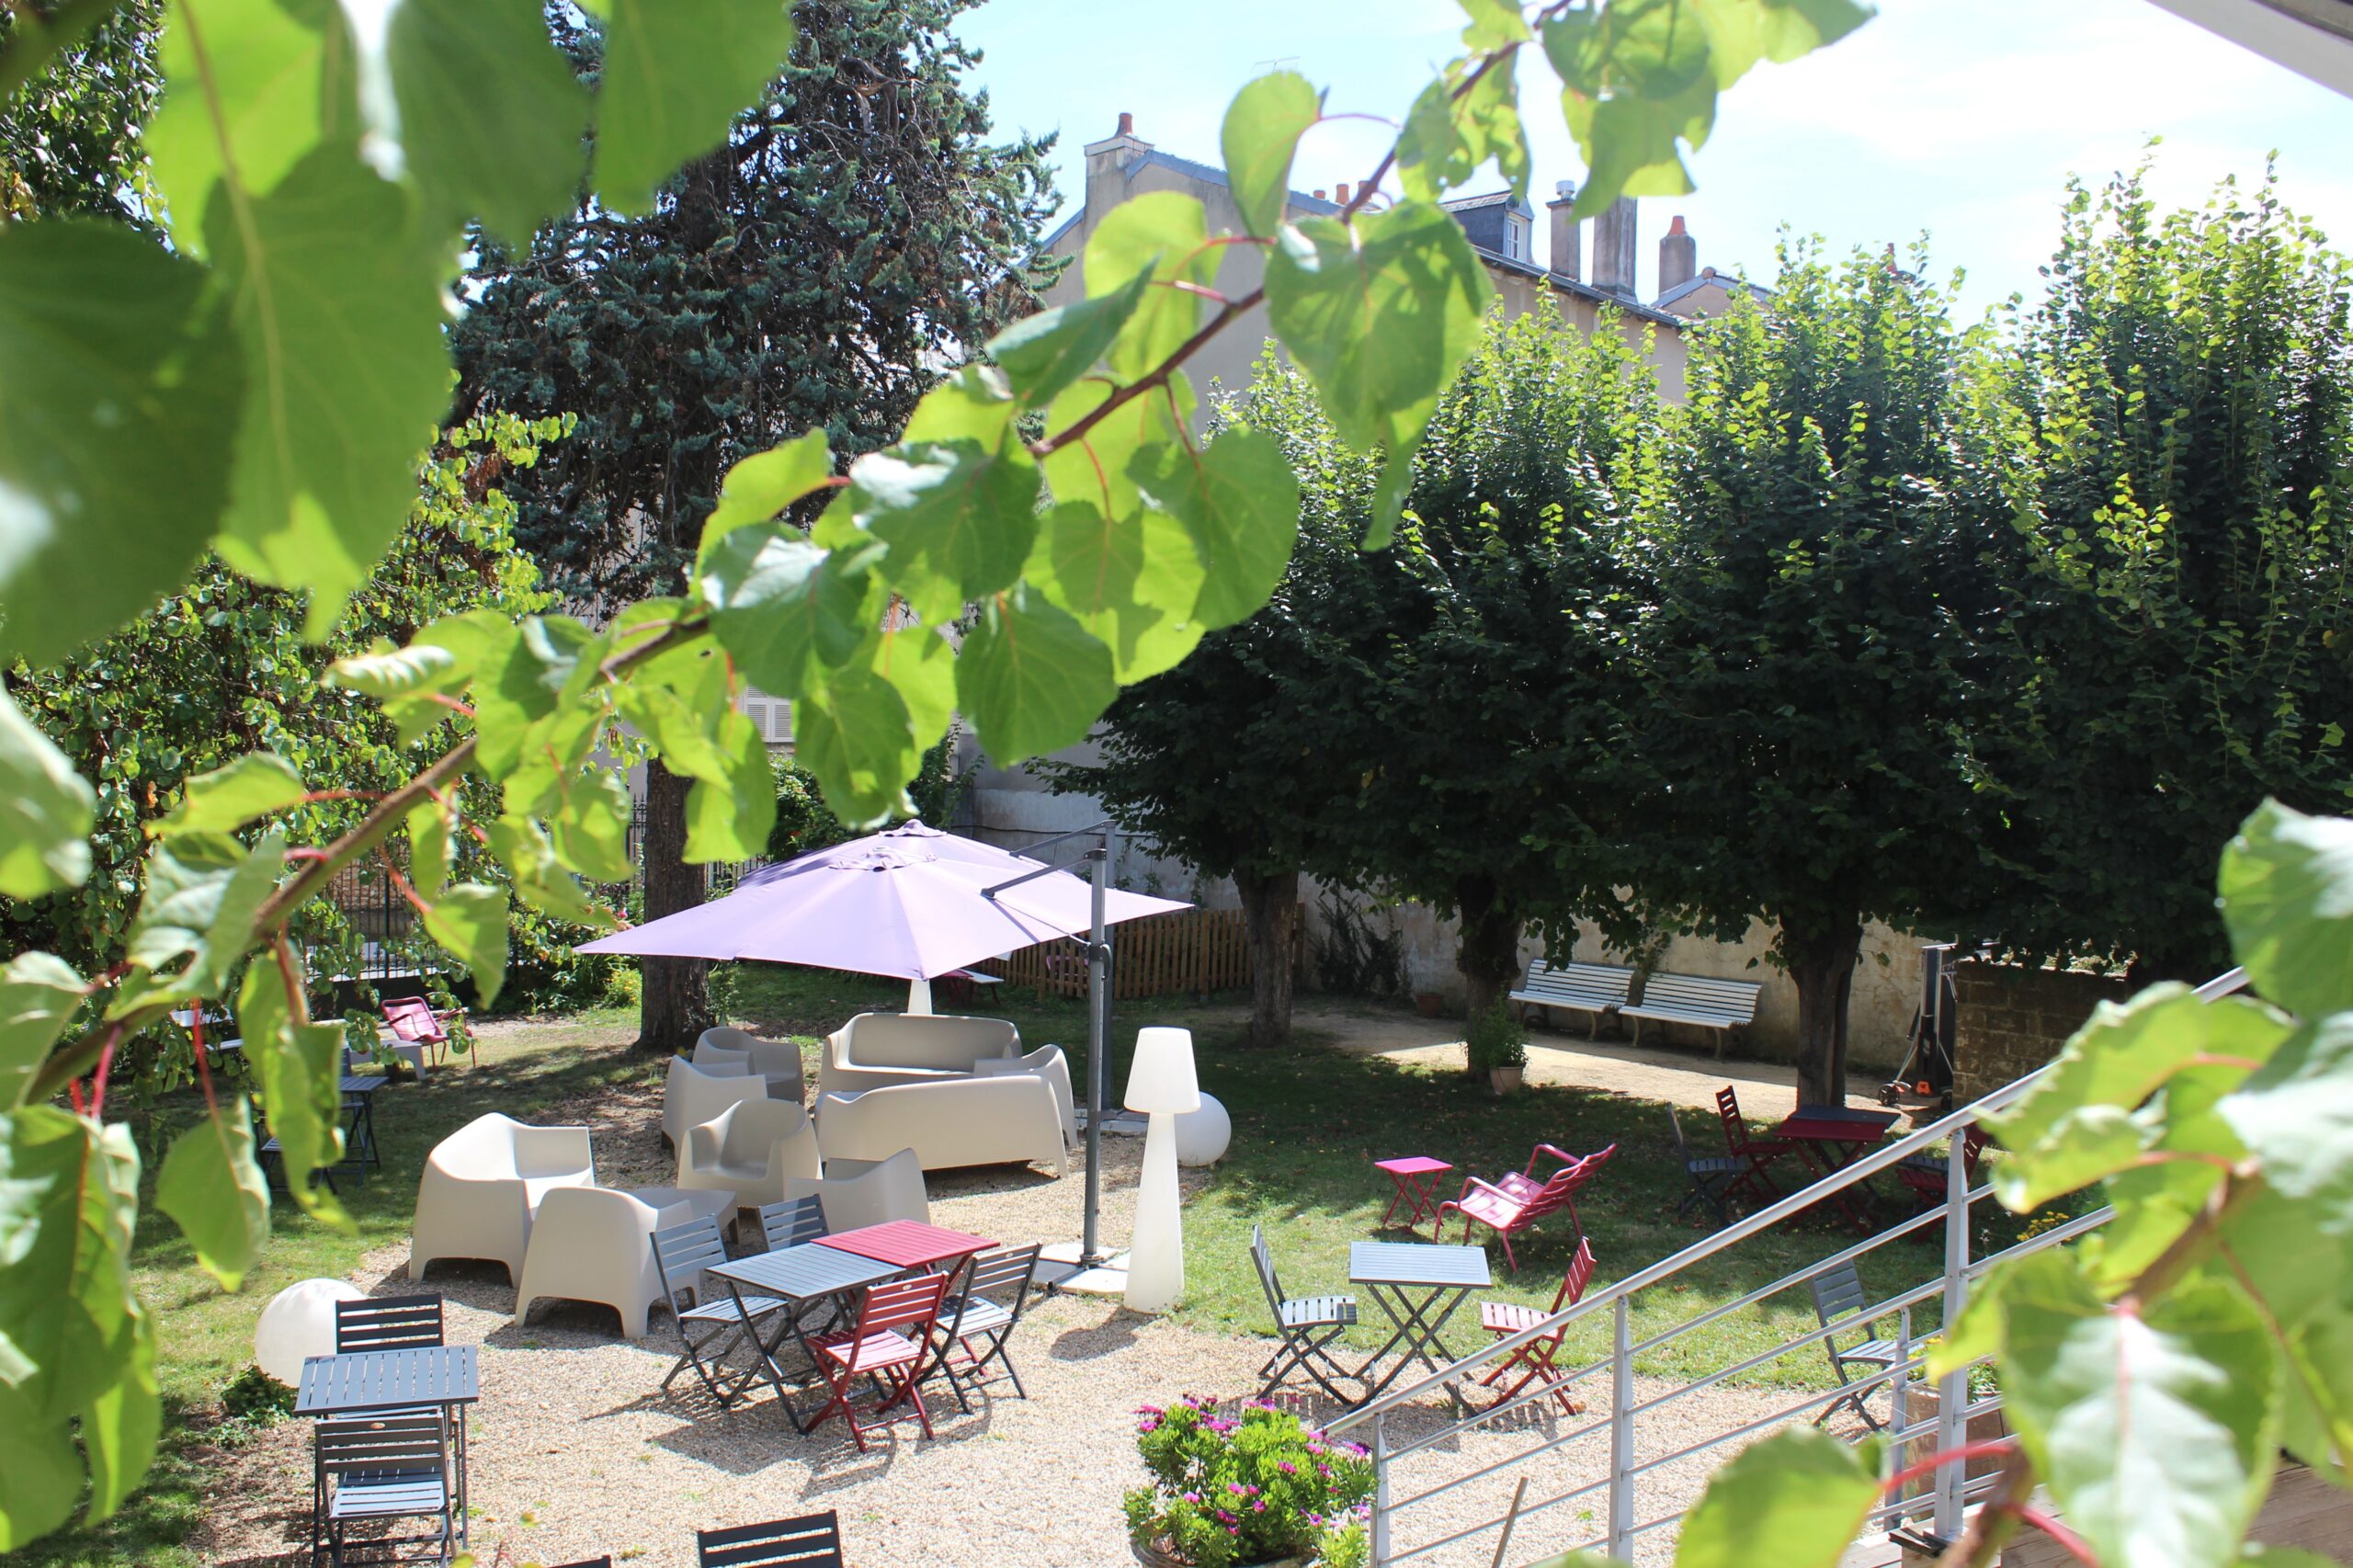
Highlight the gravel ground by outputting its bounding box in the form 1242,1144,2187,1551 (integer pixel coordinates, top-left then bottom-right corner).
191,1036,1843,1568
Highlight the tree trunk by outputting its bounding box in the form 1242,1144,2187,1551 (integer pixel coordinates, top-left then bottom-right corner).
1783,912,1862,1106
1234,867,1299,1048
1456,875,1522,1070
634,759,716,1054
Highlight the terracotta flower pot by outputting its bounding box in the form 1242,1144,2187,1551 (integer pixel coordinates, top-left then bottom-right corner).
1489,1066,1525,1096
1415,991,1445,1017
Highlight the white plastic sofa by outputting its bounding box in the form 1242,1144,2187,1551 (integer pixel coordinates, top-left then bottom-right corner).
513,1185,733,1338
815,1069,1066,1176
782,1148,930,1232
410,1113,595,1283
677,1098,822,1209
699,1025,804,1103
816,1011,1020,1096
663,1054,768,1148
975,1044,1078,1147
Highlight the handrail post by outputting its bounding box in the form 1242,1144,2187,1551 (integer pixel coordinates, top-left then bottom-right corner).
1936,1120,1971,1538
1608,1294,1634,1559
1886,1304,1914,1528
1371,1410,1392,1568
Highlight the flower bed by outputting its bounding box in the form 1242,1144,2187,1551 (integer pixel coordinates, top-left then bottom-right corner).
1123,1396,1375,1568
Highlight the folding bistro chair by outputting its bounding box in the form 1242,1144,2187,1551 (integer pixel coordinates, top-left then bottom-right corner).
932,1243,1044,1413
311,1414,455,1566
1809,1260,1900,1431
1670,1105,1748,1225
1895,1125,1991,1210
1476,1237,1596,1415
756,1194,829,1251
696,1511,845,1567
805,1272,953,1451
1716,1086,1794,1206
1435,1146,1607,1275
334,1293,444,1353
1250,1223,1360,1403
651,1215,787,1406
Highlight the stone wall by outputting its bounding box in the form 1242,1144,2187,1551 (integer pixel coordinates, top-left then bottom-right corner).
1951,959,2133,1104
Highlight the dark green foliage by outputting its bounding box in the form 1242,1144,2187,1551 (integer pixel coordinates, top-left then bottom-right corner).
214,1365,291,1424
1972,168,2353,977
1631,242,2012,1101
0,0,162,226
765,733,968,861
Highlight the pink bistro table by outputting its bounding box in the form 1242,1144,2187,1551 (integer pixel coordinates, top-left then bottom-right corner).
1374,1156,1456,1236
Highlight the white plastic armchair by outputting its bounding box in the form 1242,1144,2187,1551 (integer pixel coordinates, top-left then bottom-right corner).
782,1147,930,1232
678,1098,822,1208
513,1186,733,1338
663,1055,768,1148
409,1113,595,1283
690,1037,753,1074
699,1025,804,1103
814,1071,1065,1175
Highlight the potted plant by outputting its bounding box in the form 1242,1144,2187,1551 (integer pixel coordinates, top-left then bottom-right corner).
1465,1000,1528,1095
1413,989,1445,1018
1124,1397,1375,1568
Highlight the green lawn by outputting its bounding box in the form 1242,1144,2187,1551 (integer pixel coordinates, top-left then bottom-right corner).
31,968,2029,1564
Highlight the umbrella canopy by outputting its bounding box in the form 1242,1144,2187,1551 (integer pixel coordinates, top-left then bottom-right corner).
576,822,1188,980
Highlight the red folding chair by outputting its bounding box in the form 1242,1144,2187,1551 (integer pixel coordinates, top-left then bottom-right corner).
1476,1237,1597,1415
1715,1086,1792,1206
1438,1143,1612,1275
805,1271,952,1452
1895,1124,1991,1210
382,996,467,1066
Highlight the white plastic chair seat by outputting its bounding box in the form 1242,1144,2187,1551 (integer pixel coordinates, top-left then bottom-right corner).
663,1055,768,1148
514,1186,733,1339
782,1147,929,1232
677,1098,820,1207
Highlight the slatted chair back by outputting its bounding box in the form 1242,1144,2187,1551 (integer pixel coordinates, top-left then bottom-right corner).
1670,1104,1699,1163
959,1243,1043,1316
847,1270,950,1342
1249,1223,1287,1312
1548,1236,1597,1314
1715,1086,1763,1155
652,1214,732,1314
697,1510,846,1568
314,1413,448,1479
1810,1260,1870,1332
756,1195,827,1252
334,1293,444,1354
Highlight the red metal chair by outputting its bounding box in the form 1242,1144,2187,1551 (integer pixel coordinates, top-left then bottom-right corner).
382,996,467,1066
805,1271,952,1452
1476,1236,1597,1415
1895,1124,1991,1209
1437,1145,1611,1275
1715,1086,1793,1206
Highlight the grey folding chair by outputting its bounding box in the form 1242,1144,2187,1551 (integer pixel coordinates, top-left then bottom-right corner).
697,1510,845,1567
1250,1223,1360,1403
651,1215,787,1407
1809,1260,1899,1431
1669,1105,1747,1226
756,1194,828,1251
334,1293,443,1353
311,1413,454,1566
933,1243,1044,1413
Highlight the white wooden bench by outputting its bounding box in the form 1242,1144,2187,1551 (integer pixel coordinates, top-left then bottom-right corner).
1619,971,1762,1059
1507,960,1635,1038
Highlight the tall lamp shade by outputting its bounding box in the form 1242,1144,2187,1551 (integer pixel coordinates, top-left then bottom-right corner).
1123,1027,1199,1312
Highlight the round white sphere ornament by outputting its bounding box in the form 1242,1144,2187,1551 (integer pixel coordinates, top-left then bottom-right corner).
253,1278,367,1386
1174,1092,1232,1167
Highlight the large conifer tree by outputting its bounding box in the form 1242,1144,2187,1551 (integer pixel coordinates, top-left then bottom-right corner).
453,0,1056,1051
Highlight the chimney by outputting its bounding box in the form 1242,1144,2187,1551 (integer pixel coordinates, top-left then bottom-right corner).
1117,111,1133,136
1083,111,1153,227
1592,196,1638,299
1658,214,1697,297
1334,181,1351,205
1546,179,1581,283
1312,188,1326,201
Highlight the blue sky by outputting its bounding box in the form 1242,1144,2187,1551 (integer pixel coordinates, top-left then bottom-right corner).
956,0,2353,319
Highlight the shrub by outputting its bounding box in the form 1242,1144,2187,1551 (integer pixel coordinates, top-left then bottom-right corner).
218,1365,294,1423
1463,998,1527,1074
1122,1398,1373,1567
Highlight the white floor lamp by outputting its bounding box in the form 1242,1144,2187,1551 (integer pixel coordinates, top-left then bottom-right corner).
1123,1026,1199,1312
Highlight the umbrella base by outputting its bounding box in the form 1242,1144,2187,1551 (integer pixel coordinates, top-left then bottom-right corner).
1039,1242,1131,1297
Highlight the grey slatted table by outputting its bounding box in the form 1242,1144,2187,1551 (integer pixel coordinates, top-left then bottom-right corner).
709,1243,903,1433
340,1074,388,1169
1349,1240,1494,1410
296,1345,479,1546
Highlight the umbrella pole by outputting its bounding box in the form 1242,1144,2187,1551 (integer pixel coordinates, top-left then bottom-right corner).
1083,834,1110,1263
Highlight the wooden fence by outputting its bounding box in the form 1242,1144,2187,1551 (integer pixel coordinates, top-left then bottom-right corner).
982,905,1279,1001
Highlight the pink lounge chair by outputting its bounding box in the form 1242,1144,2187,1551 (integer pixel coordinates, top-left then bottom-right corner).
382,996,467,1066
1437,1143,1615,1274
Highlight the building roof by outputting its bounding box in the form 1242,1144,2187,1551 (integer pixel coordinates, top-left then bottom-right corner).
1440,189,1536,218
1653,270,1772,312
1041,143,1344,253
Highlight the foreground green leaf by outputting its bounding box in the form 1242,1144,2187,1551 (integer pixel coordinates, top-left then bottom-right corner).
1263,200,1493,544
989,263,1156,410
1131,428,1302,629
683,707,776,862
0,689,96,899
0,954,85,1112
387,0,590,244
209,145,454,636
153,751,307,838
235,956,348,1226
589,0,797,215
153,1096,270,1290
2221,801,2353,1022
1083,192,1221,381
1026,501,1206,684
77,1310,160,1527
792,663,916,824
0,220,243,666
956,585,1117,765
117,833,287,1008
2219,1014,2353,1237
2001,1252,2277,1568
699,525,876,699
1220,71,1320,238
848,439,1040,623
422,884,511,1006
697,430,836,561
1674,1426,1881,1568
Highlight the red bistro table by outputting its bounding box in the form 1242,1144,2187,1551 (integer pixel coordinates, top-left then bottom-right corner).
1770,1105,1900,1228
817,1220,995,1274
1374,1156,1456,1236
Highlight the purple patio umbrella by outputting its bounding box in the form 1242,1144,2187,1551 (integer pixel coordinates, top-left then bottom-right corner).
575,822,1187,979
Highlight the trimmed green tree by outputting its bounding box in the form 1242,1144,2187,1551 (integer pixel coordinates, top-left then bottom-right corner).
1631,243,2012,1106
